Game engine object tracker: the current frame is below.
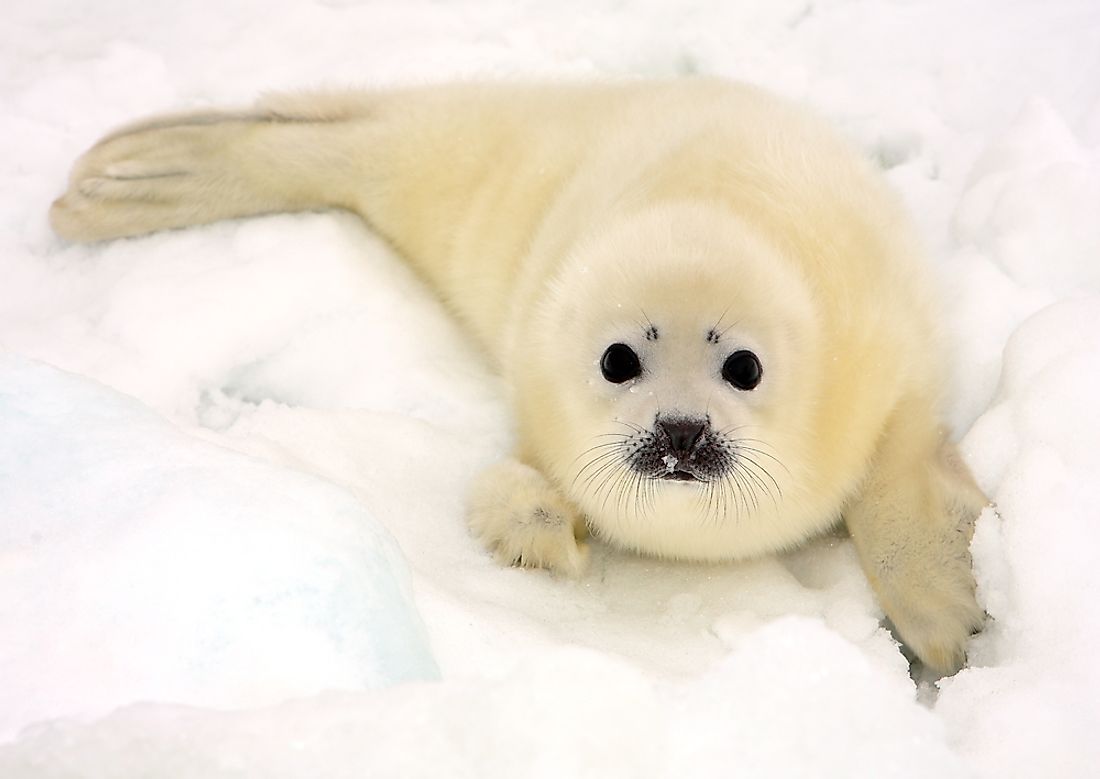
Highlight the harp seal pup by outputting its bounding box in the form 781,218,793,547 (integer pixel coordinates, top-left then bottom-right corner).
51,78,988,674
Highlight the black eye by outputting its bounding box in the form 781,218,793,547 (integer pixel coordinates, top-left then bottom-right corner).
600,343,642,383
722,350,762,390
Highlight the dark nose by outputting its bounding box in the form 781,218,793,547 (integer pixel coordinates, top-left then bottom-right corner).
658,417,707,453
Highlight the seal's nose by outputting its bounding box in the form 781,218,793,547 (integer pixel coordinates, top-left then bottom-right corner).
658,417,707,454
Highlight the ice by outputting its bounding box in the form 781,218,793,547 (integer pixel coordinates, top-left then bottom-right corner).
3,0,1100,776
0,357,439,739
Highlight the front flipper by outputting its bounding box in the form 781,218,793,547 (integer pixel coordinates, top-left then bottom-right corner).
844,402,989,675
467,459,589,577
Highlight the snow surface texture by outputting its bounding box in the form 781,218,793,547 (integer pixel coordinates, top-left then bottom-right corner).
2,0,1099,776
0,357,440,738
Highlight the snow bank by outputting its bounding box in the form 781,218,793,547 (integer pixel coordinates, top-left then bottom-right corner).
935,102,1100,776
0,357,438,739
1,622,967,779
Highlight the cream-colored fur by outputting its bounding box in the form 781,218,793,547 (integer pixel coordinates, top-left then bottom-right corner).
51,79,987,673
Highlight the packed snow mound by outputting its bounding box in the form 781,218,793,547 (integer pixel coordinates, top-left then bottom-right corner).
0,357,439,740
0,623,966,779
938,298,1100,777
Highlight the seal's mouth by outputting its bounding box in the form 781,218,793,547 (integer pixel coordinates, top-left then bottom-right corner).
645,445,713,483
622,418,733,484
659,469,702,482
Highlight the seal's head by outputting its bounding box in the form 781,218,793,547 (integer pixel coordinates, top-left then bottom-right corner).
518,203,852,560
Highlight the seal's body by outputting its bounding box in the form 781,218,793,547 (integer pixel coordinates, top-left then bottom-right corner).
52,79,988,673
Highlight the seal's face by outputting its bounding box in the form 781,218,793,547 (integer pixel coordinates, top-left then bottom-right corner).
574,302,788,543
527,204,831,559
595,341,763,486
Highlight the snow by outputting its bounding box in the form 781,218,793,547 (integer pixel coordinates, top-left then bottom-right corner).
0,356,439,738
0,623,967,779
2,0,1099,776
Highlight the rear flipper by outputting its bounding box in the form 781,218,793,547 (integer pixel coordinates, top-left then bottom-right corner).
50,102,370,242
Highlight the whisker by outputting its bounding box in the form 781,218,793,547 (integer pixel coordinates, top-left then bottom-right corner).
739,457,778,501
729,465,752,519
595,459,629,513
580,454,626,498
707,478,722,526
732,445,790,474
645,473,657,517
734,458,769,504
621,468,641,518
721,476,732,524
612,419,649,435
573,447,624,479
737,452,783,500
569,440,629,469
